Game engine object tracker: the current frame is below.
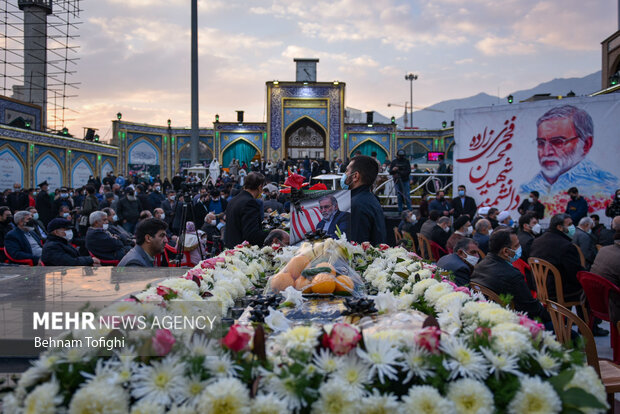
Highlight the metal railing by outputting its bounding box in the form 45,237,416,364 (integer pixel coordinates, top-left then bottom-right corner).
374,173,453,204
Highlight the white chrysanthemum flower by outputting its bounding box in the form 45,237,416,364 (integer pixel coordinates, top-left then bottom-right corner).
2,393,20,414
80,358,119,386
184,375,207,408
262,374,313,412
159,278,200,294
476,307,519,326
168,405,198,414
16,359,53,391
197,377,250,414
541,331,563,352
507,376,562,414
251,393,289,414
68,382,130,414
479,348,523,379
402,344,434,381
312,348,343,374
130,399,166,414
356,337,402,383
333,354,372,389
435,291,470,310
400,385,455,414
204,353,240,378
566,365,608,412
461,301,502,320
491,323,533,356
441,337,489,380
311,378,359,414
277,326,321,354
360,389,400,413
446,378,495,414
533,349,561,376
22,381,61,414
410,278,439,299
186,334,218,357
131,356,188,408
375,291,398,313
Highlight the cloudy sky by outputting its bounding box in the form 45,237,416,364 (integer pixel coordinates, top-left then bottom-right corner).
44,0,617,140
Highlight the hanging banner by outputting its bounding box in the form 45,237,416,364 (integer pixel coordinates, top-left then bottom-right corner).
454,94,620,224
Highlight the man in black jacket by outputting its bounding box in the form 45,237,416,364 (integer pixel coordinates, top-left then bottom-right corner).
431,216,451,251
344,155,386,245
516,213,540,262
529,213,583,303
518,190,545,220
7,183,28,213
85,211,131,261
471,229,551,326
224,172,278,248
451,185,477,219
116,188,140,234
389,150,412,213
41,218,99,266
35,181,53,226
437,238,480,286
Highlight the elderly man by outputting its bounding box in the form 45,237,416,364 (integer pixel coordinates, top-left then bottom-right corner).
85,211,130,261
573,216,598,269
26,206,47,242
437,238,480,286
41,218,100,266
431,216,452,251
517,213,540,262
446,215,471,253
471,229,551,326
592,216,620,285
497,211,514,229
102,207,134,247
118,218,168,267
473,218,492,254
4,210,42,264
521,104,618,196
316,194,350,238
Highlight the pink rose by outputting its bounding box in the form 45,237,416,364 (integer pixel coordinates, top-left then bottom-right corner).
416,326,441,354
519,315,544,338
321,323,361,355
221,324,254,352
152,329,175,356
454,286,471,295
361,242,371,250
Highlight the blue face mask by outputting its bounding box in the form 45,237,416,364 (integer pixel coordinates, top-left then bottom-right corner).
508,219,514,227
340,174,349,190
566,224,576,238
458,190,465,197
507,246,522,263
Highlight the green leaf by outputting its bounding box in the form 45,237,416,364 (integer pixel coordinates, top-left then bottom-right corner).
561,388,607,409
548,369,575,393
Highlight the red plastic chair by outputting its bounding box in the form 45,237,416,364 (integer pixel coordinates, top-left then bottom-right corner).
429,240,447,262
2,247,35,266
577,271,620,364
163,244,193,267
512,258,537,299
88,251,119,266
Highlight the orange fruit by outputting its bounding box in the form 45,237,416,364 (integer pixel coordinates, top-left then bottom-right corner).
283,255,311,280
313,262,336,275
335,275,354,293
311,273,336,294
270,272,294,292
295,277,312,294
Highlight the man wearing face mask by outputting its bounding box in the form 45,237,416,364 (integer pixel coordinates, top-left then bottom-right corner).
26,207,47,242
429,190,451,217
530,213,584,303
565,187,588,224
431,216,452,251
4,210,42,265
102,208,134,248
517,213,540,263
572,217,598,270
207,190,227,215
161,190,177,227
473,218,492,255
342,156,386,246
471,229,551,325
148,184,166,212
85,211,131,261
7,183,28,212
496,211,514,229
116,186,140,234
35,181,53,226
518,191,545,220
0,206,15,261
437,238,480,286
451,185,477,220
446,215,472,254
41,218,100,266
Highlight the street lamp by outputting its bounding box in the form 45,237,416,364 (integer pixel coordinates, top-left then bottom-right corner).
405,73,418,128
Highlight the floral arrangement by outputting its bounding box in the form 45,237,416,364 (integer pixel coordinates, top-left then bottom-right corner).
1,240,608,414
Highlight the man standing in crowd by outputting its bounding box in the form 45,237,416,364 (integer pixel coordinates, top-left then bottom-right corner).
437,238,480,286
161,190,176,228
8,183,28,212
343,155,386,245
592,216,620,286
516,213,540,263
518,191,545,219
35,181,53,226
451,185,477,219
149,183,166,212
116,186,140,233
41,218,99,266
566,187,588,224
389,149,412,213
118,218,168,267
4,210,42,265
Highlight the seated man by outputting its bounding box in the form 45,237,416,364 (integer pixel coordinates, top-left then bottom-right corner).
437,238,480,286
316,194,350,238
572,217,598,269
431,216,451,251
5,210,42,264
420,210,440,239
118,218,168,267
41,218,100,266
472,218,491,254
102,207,134,247
529,213,583,303
496,211,514,229
592,216,620,286
0,206,15,261
446,215,471,253
517,213,540,262
26,206,47,242
85,211,130,261
471,229,551,325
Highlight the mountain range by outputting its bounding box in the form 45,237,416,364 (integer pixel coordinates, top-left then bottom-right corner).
348,71,602,129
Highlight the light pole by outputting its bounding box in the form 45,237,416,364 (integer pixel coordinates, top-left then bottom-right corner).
387,102,409,128
405,73,418,128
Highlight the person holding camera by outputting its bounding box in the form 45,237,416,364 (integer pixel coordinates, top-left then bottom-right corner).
389,150,412,213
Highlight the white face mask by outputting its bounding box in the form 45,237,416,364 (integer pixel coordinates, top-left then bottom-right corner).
466,225,473,235
531,223,542,235
64,230,73,241
463,253,479,267
113,215,118,222
528,197,534,203
488,229,493,236
102,223,109,230
160,213,165,219
443,226,450,233
169,196,175,201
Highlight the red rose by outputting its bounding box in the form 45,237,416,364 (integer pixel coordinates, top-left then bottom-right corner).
416,326,441,354
284,173,305,190
321,323,361,355
152,329,176,356
221,324,254,352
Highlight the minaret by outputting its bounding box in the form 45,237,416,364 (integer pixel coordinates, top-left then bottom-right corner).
12,0,52,130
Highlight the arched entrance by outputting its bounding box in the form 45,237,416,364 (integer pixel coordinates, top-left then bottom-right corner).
285,117,326,160
222,139,259,167
179,142,213,168
402,141,429,164
350,140,389,164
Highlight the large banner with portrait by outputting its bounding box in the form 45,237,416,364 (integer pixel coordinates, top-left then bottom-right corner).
454,94,620,224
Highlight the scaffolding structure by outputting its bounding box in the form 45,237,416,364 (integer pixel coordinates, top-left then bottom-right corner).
1,0,81,131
